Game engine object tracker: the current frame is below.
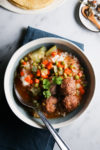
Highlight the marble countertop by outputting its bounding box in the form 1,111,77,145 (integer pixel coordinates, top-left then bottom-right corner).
0,0,100,150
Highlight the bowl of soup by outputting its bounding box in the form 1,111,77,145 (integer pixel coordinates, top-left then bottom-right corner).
4,37,95,128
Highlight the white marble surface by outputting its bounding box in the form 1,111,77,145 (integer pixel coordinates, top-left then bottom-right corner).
0,0,100,150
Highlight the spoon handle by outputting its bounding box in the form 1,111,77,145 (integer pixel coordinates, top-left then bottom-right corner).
38,111,70,150
89,17,100,30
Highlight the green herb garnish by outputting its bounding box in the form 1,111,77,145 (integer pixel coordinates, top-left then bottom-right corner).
43,90,51,99
52,76,63,85
43,79,50,89
32,65,37,72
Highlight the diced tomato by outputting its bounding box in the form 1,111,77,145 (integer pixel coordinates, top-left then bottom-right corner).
30,79,33,84
30,74,34,78
25,76,31,83
57,62,64,68
64,68,72,75
42,60,48,65
41,69,49,78
34,79,40,84
79,87,85,95
78,72,82,77
37,70,41,77
47,70,50,75
76,79,81,83
46,62,53,70
41,75,48,79
25,75,33,84
51,52,57,57
20,71,24,76
22,61,27,65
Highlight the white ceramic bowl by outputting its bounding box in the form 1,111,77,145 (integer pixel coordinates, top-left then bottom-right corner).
4,37,95,129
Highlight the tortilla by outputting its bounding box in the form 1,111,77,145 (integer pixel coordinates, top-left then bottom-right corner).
8,0,54,10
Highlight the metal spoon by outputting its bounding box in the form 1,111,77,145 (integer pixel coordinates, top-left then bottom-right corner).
14,85,70,150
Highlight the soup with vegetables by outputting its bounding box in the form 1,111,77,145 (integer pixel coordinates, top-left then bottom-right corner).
14,45,87,118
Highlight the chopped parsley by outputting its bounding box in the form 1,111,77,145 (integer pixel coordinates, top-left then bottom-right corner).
43,79,50,89
52,76,63,85
43,90,51,99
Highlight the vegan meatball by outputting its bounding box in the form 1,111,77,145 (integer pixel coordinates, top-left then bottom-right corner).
61,78,76,95
46,96,58,113
63,95,80,112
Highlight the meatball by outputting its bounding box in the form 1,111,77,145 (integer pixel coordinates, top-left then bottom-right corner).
50,84,57,95
61,78,76,95
63,95,79,112
46,96,58,113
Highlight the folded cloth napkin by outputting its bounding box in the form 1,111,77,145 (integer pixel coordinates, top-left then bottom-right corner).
0,27,84,150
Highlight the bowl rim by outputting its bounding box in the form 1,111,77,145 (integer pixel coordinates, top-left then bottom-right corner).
1,0,67,15
4,37,95,129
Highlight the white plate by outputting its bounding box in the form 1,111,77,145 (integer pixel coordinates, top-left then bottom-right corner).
0,0,67,14
79,0,100,32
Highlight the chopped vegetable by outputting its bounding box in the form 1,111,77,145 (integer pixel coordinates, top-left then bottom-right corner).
53,65,58,73
30,74,34,78
59,67,63,71
79,87,85,95
69,64,73,69
35,79,40,84
41,69,49,78
20,71,24,76
22,61,27,65
58,70,63,76
37,70,41,77
43,90,51,98
51,51,57,57
20,59,24,63
52,76,63,85
29,46,46,62
40,77,43,81
46,45,57,56
24,76,30,82
75,75,80,80
30,80,33,84
64,73,67,78
78,72,82,77
64,68,72,75
41,64,45,68
34,83,39,88
55,61,58,65
25,76,33,84
32,65,37,72
24,57,28,61
43,79,50,89
57,61,64,68
30,87,40,96
46,62,53,70
42,60,48,65
62,61,65,65
69,73,72,77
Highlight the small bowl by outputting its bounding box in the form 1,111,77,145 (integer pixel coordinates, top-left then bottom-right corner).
79,0,100,32
4,37,95,129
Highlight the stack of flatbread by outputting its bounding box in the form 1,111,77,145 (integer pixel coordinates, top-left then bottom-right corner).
8,0,54,10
